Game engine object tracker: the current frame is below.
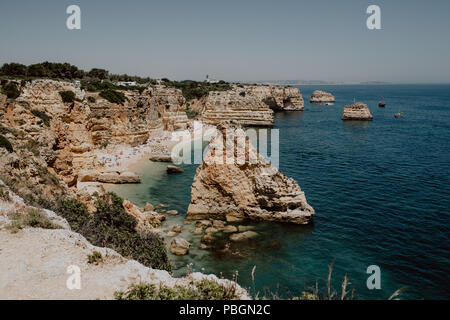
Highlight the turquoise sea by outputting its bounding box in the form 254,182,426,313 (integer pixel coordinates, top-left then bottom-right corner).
110,84,450,300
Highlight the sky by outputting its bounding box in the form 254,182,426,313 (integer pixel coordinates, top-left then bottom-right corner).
0,0,449,83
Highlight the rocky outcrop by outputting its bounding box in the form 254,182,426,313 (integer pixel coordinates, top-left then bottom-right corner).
201,90,274,127
310,90,335,104
196,85,304,127
244,85,304,111
187,123,315,224
123,200,165,229
342,102,373,121
79,170,141,184
166,165,183,174
170,238,190,255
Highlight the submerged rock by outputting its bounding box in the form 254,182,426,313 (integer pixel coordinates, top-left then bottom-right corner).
223,225,238,233
310,90,335,104
143,202,155,212
187,123,315,224
79,170,141,184
170,238,190,255
171,225,182,233
342,102,373,121
205,227,219,234
230,231,259,242
166,165,184,174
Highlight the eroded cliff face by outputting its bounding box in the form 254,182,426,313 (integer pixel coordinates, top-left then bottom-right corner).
193,85,304,127
1,80,188,188
244,85,304,111
187,123,315,224
200,89,274,127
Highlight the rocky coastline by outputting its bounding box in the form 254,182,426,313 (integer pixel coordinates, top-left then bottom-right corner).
0,76,312,300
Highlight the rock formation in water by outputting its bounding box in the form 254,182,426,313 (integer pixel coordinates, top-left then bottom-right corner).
310,90,335,104
187,123,315,224
342,102,373,120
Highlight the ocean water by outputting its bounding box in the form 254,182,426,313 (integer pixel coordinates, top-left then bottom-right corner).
110,85,450,300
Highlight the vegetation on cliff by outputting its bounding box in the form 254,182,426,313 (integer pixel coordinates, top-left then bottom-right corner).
1,81,21,99
0,61,154,85
115,279,239,300
0,135,13,153
162,79,232,101
31,109,52,127
59,90,76,103
57,194,171,271
99,89,127,105
6,208,63,233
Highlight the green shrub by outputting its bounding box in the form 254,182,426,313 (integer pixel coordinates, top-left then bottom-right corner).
100,140,109,149
21,139,40,156
0,63,28,77
87,96,96,103
186,109,198,119
31,109,52,127
81,80,117,92
57,194,171,271
59,90,76,103
115,279,238,300
0,134,13,152
87,251,103,265
239,91,246,97
7,208,62,233
1,82,21,99
0,185,10,201
163,80,232,101
87,68,108,80
99,89,126,105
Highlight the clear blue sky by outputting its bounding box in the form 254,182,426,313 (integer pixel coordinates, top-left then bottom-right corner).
1,0,449,83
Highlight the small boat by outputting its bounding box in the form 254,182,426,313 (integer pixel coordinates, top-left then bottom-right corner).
394,105,403,118
378,97,386,107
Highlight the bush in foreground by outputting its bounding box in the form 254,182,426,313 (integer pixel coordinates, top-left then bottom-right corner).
115,279,239,300
57,193,171,271
6,208,62,233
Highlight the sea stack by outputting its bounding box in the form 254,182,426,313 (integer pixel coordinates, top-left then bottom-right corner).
342,102,373,121
310,90,335,104
187,122,315,224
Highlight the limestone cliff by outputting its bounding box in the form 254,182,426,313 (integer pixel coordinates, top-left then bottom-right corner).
244,85,304,111
187,123,315,224
2,79,188,186
193,85,304,127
